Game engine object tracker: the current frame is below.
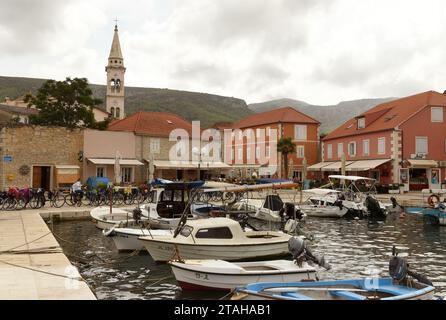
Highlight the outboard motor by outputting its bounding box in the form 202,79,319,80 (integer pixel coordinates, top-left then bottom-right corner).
283,202,303,221
365,195,386,220
390,197,399,209
389,246,433,286
288,237,331,270
132,207,142,223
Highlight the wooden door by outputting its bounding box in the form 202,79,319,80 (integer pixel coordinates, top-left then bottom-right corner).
33,166,42,188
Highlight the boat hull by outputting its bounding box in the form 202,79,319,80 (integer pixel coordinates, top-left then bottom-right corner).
109,229,172,251
232,277,436,300
140,239,291,262
300,205,348,218
170,261,317,291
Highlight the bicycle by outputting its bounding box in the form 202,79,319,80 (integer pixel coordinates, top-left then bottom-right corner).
47,190,66,208
66,190,84,207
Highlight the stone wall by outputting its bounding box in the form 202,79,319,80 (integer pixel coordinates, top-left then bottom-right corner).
0,126,83,190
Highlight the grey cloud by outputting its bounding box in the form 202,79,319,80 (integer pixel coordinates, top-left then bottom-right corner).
0,0,72,54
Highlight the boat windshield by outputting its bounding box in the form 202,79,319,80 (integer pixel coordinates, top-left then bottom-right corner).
180,225,193,237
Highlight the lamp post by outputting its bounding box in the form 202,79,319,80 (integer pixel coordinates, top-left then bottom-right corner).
193,147,202,181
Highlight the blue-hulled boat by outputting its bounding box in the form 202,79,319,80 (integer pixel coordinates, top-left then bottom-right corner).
232,246,436,300
421,204,446,226
232,277,435,300
406,204,446,226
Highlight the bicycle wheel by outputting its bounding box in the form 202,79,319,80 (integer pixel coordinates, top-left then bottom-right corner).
113,193,124,205
15,198,26,210
3,198,15,211
52,194,66,208
29,196,40,209
66,194,76,206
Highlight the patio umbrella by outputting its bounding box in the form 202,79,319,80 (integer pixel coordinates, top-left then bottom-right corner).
114,151,122,184
341,153,346,176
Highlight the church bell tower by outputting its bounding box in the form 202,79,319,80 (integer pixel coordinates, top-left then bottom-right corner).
106,23,126,120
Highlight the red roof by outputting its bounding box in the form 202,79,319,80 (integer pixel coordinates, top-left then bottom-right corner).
108,111,193,137
323,91,446,141
233,107,320,129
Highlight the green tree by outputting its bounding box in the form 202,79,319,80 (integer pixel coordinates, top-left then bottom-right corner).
25,77,108,129
277,137,296,179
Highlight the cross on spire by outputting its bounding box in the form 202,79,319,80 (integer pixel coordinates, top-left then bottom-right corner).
114,18,119,31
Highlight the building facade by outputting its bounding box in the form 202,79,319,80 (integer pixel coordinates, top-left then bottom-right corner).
231,107,321,180
316,91,446,191
0,126,83,190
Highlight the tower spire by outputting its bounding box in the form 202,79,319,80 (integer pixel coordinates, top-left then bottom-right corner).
106,22,126,120
109,22,123,60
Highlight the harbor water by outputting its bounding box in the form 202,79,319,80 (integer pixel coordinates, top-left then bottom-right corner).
52,214,446,300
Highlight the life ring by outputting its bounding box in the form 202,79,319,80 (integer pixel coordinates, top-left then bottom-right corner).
428,195,440,208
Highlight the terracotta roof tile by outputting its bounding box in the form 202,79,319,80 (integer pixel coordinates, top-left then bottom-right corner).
108,111,193,137
323,91,446,141
233,107,320,129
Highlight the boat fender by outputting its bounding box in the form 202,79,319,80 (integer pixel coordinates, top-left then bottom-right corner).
103,227,116,237
428,195,440,208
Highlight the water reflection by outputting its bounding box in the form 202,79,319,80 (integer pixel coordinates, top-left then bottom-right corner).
52,214,445,300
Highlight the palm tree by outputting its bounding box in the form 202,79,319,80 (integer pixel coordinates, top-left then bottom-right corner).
277,137,296,179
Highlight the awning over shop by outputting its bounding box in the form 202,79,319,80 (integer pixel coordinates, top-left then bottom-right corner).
55,165,80,185
152,160,196,169
229,164,262,169
321,161,354,172
150,160,230,170
307,162,336,171
346,159,391,171
87,158,144,166
407,159,438,168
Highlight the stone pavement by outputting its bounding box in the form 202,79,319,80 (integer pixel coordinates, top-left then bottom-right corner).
0,211,96,300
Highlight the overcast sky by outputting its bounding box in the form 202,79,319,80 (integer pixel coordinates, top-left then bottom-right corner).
2,0,446,105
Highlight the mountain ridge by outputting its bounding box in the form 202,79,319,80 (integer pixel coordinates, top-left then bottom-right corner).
248,97,397,133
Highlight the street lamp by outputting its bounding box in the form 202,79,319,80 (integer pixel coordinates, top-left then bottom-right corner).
192,147,201,181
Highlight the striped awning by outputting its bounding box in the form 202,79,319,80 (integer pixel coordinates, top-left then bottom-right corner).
88,158,144,166
407,159,438,168
307,162,336,171
346,159,391,171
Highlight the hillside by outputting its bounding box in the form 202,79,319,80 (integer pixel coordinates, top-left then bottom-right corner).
248,97,397,133
0,76,252,128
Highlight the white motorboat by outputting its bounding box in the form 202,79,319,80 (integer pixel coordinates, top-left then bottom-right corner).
143,181,212,229
299,189,348,218
169,259,318,291
90,206,148,230
104,227,173,251
328,175,388,219
233,194,303,223
138,217,294,262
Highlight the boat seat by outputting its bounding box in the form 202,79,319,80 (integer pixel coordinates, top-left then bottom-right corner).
330,290,367,300
378,285,414,296
280,292,314,300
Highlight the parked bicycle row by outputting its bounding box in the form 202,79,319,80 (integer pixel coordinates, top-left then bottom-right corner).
0,186,153,211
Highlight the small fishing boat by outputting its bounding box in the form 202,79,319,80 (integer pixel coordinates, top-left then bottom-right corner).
421,203,446,226
232,246,435,300
143,180,207,229
234,194,304,223
139,217,294,262
299,189,348,218
169,259,318,291
104,227,173,251
90,206,148,230
231,277,435,300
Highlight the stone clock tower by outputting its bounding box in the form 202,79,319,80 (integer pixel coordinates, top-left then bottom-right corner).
106,24,126,119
